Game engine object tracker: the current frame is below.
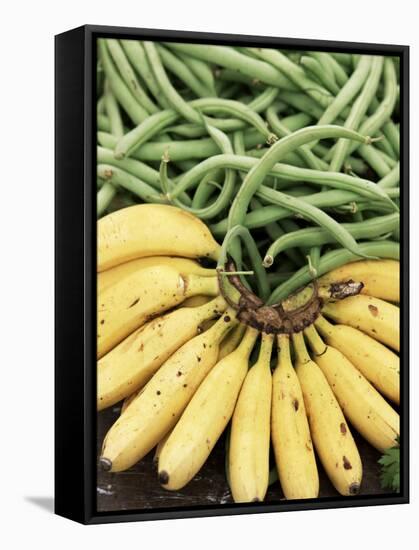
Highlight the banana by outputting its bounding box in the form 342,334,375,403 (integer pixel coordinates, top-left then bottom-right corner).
99,310,237,472
181,295,212,308
318,260,399,303
218,323,247,360
97,295,227,410
293,332,362,496
97,265,219,357
304,325,399,453
322,295,399,351
98,204,221,271
315,315,399,404
153,430,173,466
99,256,216,294
120,390,139,415
158,327,259,491
271,334,319,500
229,333,273,503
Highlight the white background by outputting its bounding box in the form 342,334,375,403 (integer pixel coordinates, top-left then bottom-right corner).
1,1,416,548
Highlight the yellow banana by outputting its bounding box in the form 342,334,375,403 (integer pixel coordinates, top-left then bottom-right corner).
315,315,399,404
229,333,273,503
120,391,139,415
98,204,221,271
153,429,173,466
318,259,399,303
158,327,258,491
322,295,399,351
99,256,216,294
99,310,237,472
293,332,362,496
304,325,399,453
97,295,227,410
271,334,319,500
181,295,212,308
97,265,219,357
218,323,247,360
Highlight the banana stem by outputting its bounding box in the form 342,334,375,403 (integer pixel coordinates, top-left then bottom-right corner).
258,332,274,363
304,324,327,355
236,326,259,357
277,334,291,366
206,307,238,341
292,332,311,364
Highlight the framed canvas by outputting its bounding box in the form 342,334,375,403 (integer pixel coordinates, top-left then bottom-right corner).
55,25,409,524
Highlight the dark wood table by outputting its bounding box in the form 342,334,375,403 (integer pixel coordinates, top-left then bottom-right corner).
97,404,387,512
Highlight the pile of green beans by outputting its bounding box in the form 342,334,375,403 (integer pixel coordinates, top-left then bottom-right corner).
96,39,400,302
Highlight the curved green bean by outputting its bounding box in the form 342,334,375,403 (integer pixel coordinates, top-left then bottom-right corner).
97,164,164,204
106,39,159,115
264,213,399,266
164,42,298,91
97,181,116,217
97,40,148,125
329,56,383,172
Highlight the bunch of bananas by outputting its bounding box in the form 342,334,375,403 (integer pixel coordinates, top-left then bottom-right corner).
97,203,400,502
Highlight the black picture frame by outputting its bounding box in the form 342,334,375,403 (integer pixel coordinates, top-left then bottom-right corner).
55,24,409,525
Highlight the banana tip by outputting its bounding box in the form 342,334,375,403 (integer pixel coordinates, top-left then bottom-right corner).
158,470,169,485
349,482,360,495
99,457,113,472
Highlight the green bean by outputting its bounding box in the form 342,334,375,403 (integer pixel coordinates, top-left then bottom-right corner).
307,246,321,277
164,42,298,91
316,56,372,126
155,44,211,98
169,152,393,207
97,95,106,115
97,146,160,189
227,126,379,237
164,89,281,138
268,240,399,303
266,105,324,170
97,181,116,217
329,56,383,173
382,118,400,157
104,80,124,138
264,213,399,266
357,143,392,178
192,171,221,208
279,91,324,119
97,164,164,204
251,198,304,266
254,185,373,258
106,39,159,115
100,129,264,162
211,189,389,236
350,58,398,156
281,112,313,132
97,114,111,133
299,56,340,95
120,40,171,110
97,40,148,125
377,163,400,188
217,225,270,301
175,50,217,96
144,41,204,126
247,48,333,107
214,68,264,88
330,53,353,70
162,125,236,220
115,93,277,160
324,54,350,87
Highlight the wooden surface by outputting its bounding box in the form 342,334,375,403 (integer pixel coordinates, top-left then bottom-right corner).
97,405,387,512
